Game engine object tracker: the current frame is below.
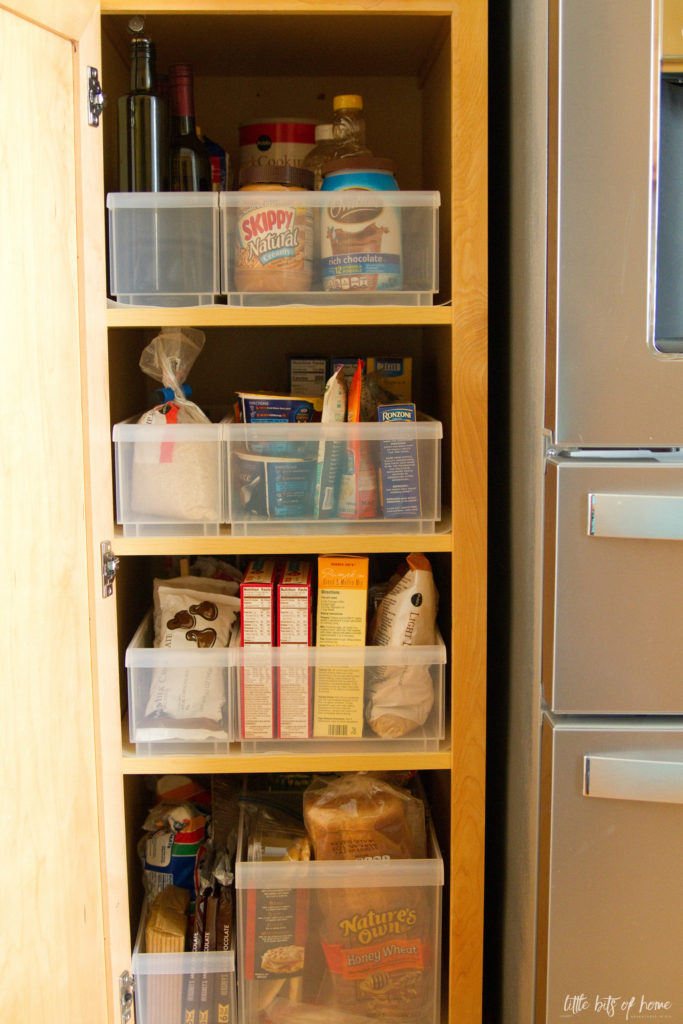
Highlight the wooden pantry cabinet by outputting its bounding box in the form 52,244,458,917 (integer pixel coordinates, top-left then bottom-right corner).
2,2,486,1023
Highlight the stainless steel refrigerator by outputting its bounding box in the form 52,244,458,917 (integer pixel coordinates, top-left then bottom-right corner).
505,1,683,1021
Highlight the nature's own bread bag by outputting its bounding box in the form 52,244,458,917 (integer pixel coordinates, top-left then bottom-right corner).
303,775,437,1023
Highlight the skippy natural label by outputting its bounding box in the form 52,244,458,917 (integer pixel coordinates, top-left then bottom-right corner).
234,201,313,291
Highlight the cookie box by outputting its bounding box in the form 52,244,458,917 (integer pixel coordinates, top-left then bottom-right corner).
225,415,442,535
235,637,446,752
126,612,236,755
132,899,236,1024
220,190,440,306
107,192,220,306
235,807,443,1024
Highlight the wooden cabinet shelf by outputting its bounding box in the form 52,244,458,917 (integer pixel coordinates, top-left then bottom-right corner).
111,508,454,556
120,718,453,775
107,305,454,328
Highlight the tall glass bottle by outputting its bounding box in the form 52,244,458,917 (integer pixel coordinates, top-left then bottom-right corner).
168,63,211,191
331,94,372,159
117,34,169,191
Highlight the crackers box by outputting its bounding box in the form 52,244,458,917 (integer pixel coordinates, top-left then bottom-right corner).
314,556,369,739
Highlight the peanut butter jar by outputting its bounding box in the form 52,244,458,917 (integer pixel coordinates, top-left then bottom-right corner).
234,165,314,292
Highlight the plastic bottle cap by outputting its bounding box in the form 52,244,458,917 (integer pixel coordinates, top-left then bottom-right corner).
333,94,363,111
314,123,334,141
238,164,314,189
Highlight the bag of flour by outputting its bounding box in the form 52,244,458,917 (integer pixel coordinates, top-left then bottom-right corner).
131,328,222,523
366,554,439,738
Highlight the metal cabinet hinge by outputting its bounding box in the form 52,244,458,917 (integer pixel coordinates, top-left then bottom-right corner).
119,970,135,1024
101,541,120,598
87,66,106,126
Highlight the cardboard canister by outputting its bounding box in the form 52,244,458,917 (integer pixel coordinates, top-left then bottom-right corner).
239,120,316,171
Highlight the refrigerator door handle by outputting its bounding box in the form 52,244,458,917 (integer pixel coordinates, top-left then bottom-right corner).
583,754,683,804
588,492,683,540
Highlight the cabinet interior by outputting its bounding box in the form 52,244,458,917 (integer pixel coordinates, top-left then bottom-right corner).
100,5,461,1014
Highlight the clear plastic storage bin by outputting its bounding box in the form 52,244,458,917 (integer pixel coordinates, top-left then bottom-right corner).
235,810,443,1024
113,416,225,536
132,900,236,1024
126,612,235,756
225,416,442,535
236,638,446,752
107,192,220,305
220,190,440,306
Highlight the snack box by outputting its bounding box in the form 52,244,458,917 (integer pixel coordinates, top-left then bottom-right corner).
220,190,440,306
126,612,236,756
236,636,446,754
113,413,227,537
107,192,221,306
235,805,443,1024
225,415,442,535
132,899,236,1024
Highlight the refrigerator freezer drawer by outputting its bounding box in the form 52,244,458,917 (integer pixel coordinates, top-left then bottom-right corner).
538,716,683,1024
549,0,683,447
543,458,683,714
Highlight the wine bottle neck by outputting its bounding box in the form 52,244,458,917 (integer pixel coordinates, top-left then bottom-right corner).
169,64,196,119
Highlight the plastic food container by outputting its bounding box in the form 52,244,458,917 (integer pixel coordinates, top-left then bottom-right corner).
220,190,440,305
113,414,226,537
107,192,220,306
235,809,443,1024
126,612,236,756
225,415,442,535
235,636,446,752
132,899,236,1024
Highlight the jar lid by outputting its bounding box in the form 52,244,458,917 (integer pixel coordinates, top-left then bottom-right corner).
321,156,397,177
333,94,363,111
238,164,314,189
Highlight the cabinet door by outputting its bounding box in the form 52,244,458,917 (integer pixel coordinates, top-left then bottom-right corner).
0,4,116,1022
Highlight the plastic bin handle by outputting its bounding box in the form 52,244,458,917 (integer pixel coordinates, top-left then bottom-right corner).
583,754,683,804
588,492,683,540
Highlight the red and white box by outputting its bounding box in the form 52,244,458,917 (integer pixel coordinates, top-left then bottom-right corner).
277,558,313,739
241,557,278,647
240,558,278,738
277,558,313,646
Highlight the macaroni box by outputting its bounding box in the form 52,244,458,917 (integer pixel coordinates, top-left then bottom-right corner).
377,402,421,518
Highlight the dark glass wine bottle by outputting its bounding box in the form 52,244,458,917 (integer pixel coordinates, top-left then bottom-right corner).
117,35,169,191
168,63,211,191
